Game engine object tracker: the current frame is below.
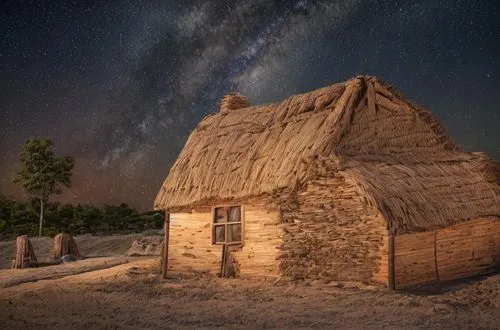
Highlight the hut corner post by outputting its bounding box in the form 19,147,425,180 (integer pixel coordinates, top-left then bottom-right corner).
433,230,440,282
388,234,395,290
162,212,170,279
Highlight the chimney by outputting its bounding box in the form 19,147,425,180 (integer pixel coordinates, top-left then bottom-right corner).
220,93,250,113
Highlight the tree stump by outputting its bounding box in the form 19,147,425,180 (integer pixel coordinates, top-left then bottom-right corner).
12,235,38,269
51,233,82,259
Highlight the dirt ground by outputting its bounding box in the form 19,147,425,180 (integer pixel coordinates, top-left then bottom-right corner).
1,256,500,330
0,232,160,269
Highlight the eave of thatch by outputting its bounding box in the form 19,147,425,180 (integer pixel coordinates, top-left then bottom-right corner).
154,80,349,210
341,153,500,235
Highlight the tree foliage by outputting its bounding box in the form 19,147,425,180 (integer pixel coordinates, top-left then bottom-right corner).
0,196,164,238
13,138,74,236
5,138,164,238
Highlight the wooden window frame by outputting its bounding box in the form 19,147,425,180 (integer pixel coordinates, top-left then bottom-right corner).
211,205,244,245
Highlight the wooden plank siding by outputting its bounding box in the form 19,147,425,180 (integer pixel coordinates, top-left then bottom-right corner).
436,218,500,282
394,217,500,289
394,231,438,288
231,204,282,277
167,202,282,277
168,210,222,274
167,206,498,287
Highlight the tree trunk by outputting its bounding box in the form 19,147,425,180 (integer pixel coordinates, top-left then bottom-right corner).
39,198,44,237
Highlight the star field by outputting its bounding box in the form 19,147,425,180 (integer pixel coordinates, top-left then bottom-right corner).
1,0,499,209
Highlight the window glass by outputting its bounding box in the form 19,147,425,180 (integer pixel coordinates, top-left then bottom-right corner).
228,206,241,222
212,206,242,244
214,208,227,223
214,225,225,243
227,223,241,242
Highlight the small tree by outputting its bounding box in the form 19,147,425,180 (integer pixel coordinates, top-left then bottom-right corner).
13,138,74,236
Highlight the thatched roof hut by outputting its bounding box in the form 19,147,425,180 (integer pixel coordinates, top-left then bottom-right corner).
155,75,500,288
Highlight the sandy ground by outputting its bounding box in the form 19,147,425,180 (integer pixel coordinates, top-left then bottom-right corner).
0,256,500,330
1,233,499,329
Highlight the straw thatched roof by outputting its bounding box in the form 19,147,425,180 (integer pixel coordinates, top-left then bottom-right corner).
154,75,500,234
341,153,500,234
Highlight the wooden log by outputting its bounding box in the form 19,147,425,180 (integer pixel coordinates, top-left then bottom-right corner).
12,235,38,269
51,233,82,259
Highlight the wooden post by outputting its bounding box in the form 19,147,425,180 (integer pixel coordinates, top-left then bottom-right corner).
388,234,395,290
433,230,440,282
161,212,170,279
220,244,227,278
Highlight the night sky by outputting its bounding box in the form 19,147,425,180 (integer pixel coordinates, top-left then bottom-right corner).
1,0,499,210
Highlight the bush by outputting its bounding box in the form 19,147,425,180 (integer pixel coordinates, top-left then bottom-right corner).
0,195,164,238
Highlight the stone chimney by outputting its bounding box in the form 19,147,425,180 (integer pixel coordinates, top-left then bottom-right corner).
220,93,250,113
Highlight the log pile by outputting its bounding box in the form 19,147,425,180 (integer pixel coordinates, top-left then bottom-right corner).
12,235,38,269
51,233,82,260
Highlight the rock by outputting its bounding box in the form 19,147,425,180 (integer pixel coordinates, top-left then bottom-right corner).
127,237,163,256
60,254,78,263
432,303,453,314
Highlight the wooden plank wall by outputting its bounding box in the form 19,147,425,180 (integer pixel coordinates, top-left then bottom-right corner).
232,204,282,277
394,231,437,288
168,209,222,273
394,217,500,289
168,203,282,277
436,218,500,281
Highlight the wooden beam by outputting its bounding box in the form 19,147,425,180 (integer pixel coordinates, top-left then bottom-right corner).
388,234,395,290
161,212,170,279
220,243,227,278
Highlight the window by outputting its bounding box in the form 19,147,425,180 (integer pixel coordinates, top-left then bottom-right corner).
212,206,243,245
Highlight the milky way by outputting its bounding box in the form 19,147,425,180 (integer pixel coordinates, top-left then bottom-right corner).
1,0,499,209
